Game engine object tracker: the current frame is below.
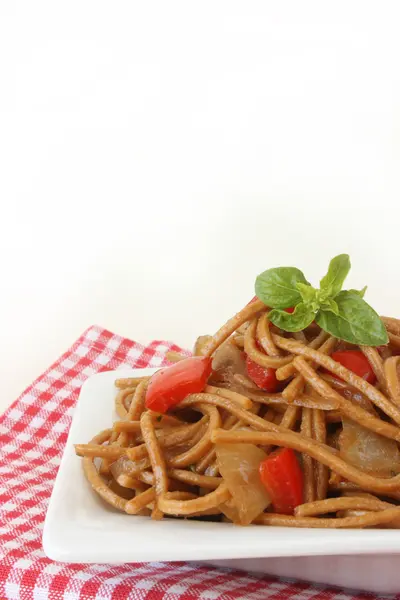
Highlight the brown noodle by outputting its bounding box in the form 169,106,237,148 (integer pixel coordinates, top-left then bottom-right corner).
75,299,400,528
300,407,316,502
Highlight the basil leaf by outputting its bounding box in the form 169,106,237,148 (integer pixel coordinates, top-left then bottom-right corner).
348,285,367,299
320,297,339,315
315,291,388,346
296,282,318,305
269,303,315,332
319,254,351,298
255,267,309,309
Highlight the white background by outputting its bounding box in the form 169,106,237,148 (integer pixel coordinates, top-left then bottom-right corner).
1,1,400,410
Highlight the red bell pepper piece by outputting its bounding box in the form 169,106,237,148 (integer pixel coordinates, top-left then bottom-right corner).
145,356,212,413
244,306,291,391
259,448,303,514
329,350,376,384
245,356,278,392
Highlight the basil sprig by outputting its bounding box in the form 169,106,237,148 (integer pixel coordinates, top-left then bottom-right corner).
255,254,388,346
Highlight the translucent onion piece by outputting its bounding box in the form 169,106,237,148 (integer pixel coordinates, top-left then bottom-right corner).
216,443,271,525
339,419,400,477
219,497,241,523
212,342,247,378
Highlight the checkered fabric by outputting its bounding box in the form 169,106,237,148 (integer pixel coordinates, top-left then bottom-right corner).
0,326,382,599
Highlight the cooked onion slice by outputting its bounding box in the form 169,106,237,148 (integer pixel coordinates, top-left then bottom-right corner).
216,443,271,525
339,419,400,477
212,341,247,377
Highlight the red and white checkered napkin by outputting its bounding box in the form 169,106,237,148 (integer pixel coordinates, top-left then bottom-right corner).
0,326,380,600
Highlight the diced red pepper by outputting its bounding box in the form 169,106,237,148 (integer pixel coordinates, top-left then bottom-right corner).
329,350,376,384
259,448,303,514
246,356,278,392
145,356,212,413
244,339,279,391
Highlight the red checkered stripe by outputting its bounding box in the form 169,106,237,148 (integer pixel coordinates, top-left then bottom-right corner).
0,326,374,600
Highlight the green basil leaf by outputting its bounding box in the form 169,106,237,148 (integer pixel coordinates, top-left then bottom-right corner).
315,291,388,346
269,303,315,332
296,282,318,305
320,297,339,315
319,254,351,298
348,285,367,299
255,267,309,309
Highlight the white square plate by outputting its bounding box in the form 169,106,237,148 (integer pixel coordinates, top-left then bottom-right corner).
43,368,400,593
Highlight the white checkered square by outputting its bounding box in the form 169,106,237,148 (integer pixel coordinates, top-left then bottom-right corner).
13,558,33,570
82,365,97,377
74,344,90,357
69,376,86,388
4,539,20,550
64,593,80,600
30,416,45,429
43,563,64,575
94,352,109,365
19,530,38,542
105,337,120,350
57,387,71,399
43,400,58,412
0,443,18,454
126,347,143,361
9,517,27,528
47,369,64,380
65,406,76,418
200,590,221,599
33,586,48,600
167,584,188,594
26,505,45,517
16,489,34,500
156,343,170,353
61,358,75,369
86,328,100,341
19,391,37,404
52,420,68,433
4,582,21,599
25,449,41,459
7,409,23,421
34,380,49,392
29,547,46,558
71,570,97,582
36,437,54,450
149,355,163,366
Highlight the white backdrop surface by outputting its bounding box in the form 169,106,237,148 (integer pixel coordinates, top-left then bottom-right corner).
1,1,400,409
